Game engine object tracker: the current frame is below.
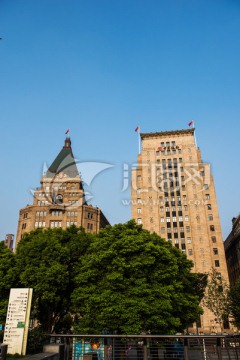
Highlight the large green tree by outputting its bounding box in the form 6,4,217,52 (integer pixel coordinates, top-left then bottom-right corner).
228,279,240,329
15,226,91,332
72,220,203,334
0,242,17,324
201,268,230,333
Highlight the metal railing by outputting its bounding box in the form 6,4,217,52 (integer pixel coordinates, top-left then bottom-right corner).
49,334,240,360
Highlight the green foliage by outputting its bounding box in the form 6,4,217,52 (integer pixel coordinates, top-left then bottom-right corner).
26,327,49,354
0,242,17,324
15,226,91,332
228,279,240,329
72,220,203,334
201,268,230,332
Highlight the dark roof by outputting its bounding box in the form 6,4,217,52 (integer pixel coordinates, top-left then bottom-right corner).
45,138,79,178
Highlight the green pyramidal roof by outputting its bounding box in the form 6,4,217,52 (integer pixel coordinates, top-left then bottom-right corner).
45,138,79,178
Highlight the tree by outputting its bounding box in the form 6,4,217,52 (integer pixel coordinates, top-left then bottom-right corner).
15,226,91,332
228,279,240,329
72,220,203,334
201,268,230,333
0,242,17,325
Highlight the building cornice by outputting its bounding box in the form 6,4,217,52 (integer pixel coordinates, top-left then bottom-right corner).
140,128,195,139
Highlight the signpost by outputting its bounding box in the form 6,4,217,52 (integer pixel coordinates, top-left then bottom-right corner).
3,288,33,355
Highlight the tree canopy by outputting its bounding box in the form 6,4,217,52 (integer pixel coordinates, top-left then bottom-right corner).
14,226,91,332
228,279,240,329
201,268,230,333
1,222,205,335
0,242,17,324
72,220,203,334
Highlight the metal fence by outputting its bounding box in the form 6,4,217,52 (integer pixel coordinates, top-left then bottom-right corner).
49,334,240,360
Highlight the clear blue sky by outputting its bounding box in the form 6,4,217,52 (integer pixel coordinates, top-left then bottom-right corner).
0,0,239,241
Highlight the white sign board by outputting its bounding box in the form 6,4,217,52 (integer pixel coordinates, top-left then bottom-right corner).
3,288,33,355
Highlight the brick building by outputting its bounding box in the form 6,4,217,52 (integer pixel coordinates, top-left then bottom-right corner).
16,137,109,246
132,128,230,333
224,215,240,285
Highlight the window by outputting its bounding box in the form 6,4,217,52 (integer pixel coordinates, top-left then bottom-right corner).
211,236,217,243
87,223,93,230
178,149,182,154
160,206,164,212
137,188,141,194
205,194,210,200
178,216,183,222
215,260,220,267
23,213,28,219
186,226,190,233
185,215,189,222
210,225,215,232
213,248,218,255
137,218,142,224
183,195,187,201
50,221,62,228
36,211,39,216
172,216,177,222
166,217,171,222
137,175,142,181
179,158,183,163
161,227,165,234
137,198,141,204
187,237,191,244
188,249,193,256
88,212,93,219
204,184,209,189
208,214,213,221
137,208,141,214
160,217,165,223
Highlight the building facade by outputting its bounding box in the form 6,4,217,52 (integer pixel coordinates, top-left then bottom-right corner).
224,215,240,285
16,137,109,246
131,129,230,333
4,234,14,252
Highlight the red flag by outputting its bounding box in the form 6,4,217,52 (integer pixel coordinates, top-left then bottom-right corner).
188,121,194,127
65,129,70,134
135,126,139,132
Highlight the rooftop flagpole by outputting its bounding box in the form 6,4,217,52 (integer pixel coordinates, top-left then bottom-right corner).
135,125,141,154
188,120,197,148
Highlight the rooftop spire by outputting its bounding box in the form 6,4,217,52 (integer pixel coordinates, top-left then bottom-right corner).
45,137,79,178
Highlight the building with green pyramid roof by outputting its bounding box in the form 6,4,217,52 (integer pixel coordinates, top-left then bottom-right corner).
16,137,109,246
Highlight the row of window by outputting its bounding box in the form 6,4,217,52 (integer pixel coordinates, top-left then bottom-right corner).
34,221,95,229
160,226,191,233
43,185,76,191
156,149,182,156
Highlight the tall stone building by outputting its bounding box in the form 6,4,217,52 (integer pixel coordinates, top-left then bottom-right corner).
16,137,109,246
224,215,240,285
4,234,14,252
132,128,230,333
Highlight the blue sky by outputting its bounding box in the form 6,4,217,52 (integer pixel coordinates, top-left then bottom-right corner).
0,0,239,241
